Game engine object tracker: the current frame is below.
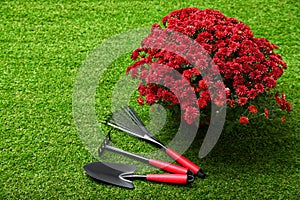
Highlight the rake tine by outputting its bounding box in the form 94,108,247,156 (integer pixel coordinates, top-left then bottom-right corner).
108,118,144,136
104,120,147,140
122,106,148,134
126,106,151,135
120,107,141,128
113,108,143,131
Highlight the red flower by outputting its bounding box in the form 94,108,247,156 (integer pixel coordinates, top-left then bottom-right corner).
248,105,258,114
164,76,175,86
191,67,200,76
131,49,140,60
200,90,211,101
196,32,213,43
248,89,257,100
255,64,267,74
214,97,226,107
264,108,269,119
274,91,291,112
184,25,196,36
198,80,208,90
238,97,248,106
255,84,264,93
239,116,249,124
236,85,248,97
197,98,208,109
137,96,144,105
151,23,161,30
230,63,242,75
227,99,235,107
146,93,157,105
249,70,262,81
184,106,199,125
138,85,147,96
263,77,276,89
214,80,226,95
183,69,194,80
233,76,244,87
162,90,175,102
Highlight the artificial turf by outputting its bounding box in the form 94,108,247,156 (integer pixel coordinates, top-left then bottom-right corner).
1,0,299,199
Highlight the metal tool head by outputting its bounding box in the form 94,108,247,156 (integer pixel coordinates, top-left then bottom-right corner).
110,107,145,135
98,131,112,157
106,106,164,148
83,162,136,189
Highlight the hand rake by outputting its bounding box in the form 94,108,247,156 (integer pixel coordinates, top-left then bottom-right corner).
102,106,205,178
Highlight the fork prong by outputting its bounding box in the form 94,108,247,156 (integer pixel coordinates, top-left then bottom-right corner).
98,130,112,157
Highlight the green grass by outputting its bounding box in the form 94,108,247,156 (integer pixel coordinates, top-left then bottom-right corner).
1,0,299,199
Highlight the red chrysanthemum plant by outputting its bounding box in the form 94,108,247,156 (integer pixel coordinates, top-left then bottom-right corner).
126,7,291,125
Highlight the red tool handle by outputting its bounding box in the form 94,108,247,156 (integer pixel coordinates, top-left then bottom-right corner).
149,158,191,175
146,174,192,184
166,148,205,178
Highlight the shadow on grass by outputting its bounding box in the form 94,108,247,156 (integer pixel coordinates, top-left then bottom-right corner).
190,119,299,176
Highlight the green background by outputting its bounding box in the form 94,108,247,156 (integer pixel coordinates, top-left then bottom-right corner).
1,0,299,199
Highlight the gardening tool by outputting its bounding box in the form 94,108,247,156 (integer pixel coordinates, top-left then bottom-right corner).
102,106,206,178
83,162,194,189
99,131,193,175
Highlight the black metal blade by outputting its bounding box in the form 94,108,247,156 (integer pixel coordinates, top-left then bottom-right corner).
83,162,136,189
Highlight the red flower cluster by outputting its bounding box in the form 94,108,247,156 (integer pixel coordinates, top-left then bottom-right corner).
126,8,291,125
239,116,249,125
